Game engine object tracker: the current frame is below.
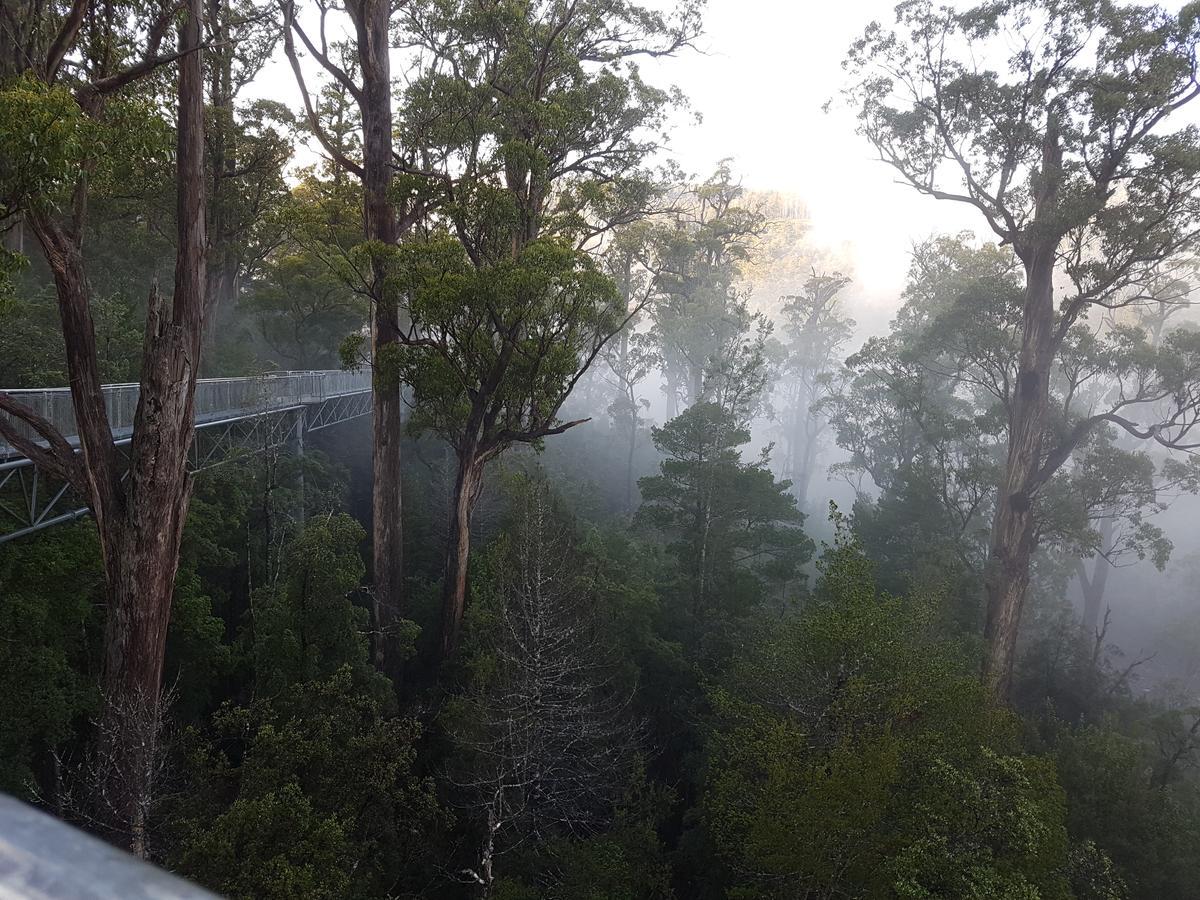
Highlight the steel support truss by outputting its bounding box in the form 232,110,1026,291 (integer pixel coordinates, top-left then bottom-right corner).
306,390,372,432
0,391,370,544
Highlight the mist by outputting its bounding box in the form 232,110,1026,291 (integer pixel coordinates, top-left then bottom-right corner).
2,1,1199,897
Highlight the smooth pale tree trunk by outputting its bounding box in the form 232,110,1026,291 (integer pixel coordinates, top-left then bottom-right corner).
789,408,817,515
1077,517,1114,646
983,248,1056,701
625,414,638,515
440,453,484,656
354,0,406,684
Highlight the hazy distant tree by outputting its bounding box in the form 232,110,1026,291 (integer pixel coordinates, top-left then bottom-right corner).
386,0,700,656
638,403,811,656
830,237,1200,634
1151,706,1200,790
772,271,854,513
828,238,1029,589
248,247,365,368
604,332,657,515
1062,433,1199,643
600,223,667,518
246,173,369,368
735,190,832,309
846,0,1200,698
649,162,770,417
601,223,661,515
202,1,289,345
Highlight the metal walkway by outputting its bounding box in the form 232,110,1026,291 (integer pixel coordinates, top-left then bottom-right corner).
0,370,372,542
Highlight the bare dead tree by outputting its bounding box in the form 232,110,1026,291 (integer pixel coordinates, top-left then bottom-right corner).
447,479,640,897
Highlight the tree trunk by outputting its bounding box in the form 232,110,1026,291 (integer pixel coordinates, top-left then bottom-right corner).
982,247,1056,701
356,0,406,683
95,0,206,850
0,0,207,852
1078,518,1113,645
201,0,237,368
440,453,483,656
96,469,192,854
625,410,637,515
790,411,817,515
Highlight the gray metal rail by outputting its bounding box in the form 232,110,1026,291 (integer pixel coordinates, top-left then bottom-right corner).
0,794,217,898
0,370,373,542
0,370,370,460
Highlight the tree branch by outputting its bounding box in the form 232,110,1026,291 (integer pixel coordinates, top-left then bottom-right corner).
45,0,90,82
76,47,201,103
281,0,365,179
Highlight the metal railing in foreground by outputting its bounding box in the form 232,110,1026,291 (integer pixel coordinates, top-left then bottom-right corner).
0,793,217,899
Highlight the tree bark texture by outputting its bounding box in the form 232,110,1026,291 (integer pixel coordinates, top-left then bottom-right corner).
982,247,1056,701
95,0,207,849
349,0,406,683
981,115,1066,703
440,454,483,657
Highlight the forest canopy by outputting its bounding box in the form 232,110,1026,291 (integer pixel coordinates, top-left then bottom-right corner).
1,0,1200,898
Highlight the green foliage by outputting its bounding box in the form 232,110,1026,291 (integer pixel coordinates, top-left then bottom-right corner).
0,72,172,220
247,247,366,368
173,518,439,899
386,233,623,453
166,568,231,725
246,172,368,370
402,0,696,250
177,780,353,900
1067,841,1130,900
0,75,90,214
494,818,676,900
0,285,144,387
176,667,441,900
0,246,26,313
250,514,379,696
0,524,101,797
639,402,812,658
702,530,1072,899
1053,722,1200,899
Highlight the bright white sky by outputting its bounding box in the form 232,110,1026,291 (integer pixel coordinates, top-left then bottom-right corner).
642,0,982,312
254,0,987,319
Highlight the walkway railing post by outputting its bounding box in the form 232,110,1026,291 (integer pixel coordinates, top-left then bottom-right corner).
294,406,306,524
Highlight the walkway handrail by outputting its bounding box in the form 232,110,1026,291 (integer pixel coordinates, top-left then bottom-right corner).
0,369,370,460
0,793,217,898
